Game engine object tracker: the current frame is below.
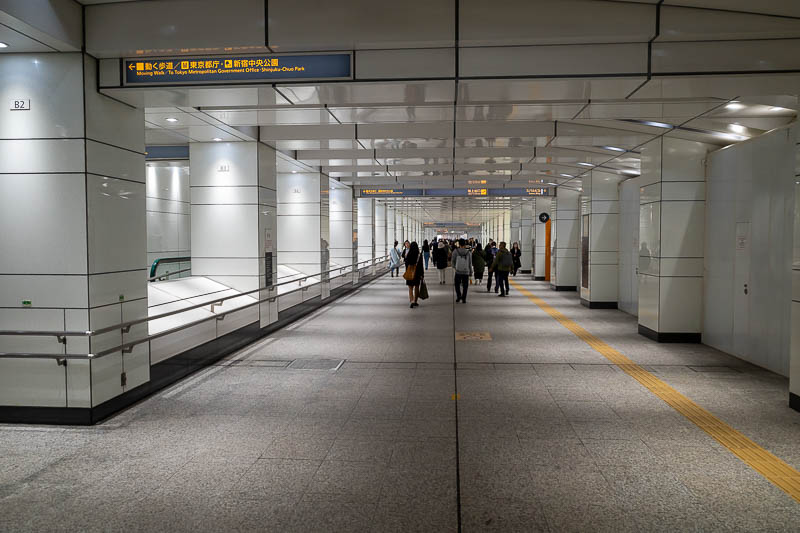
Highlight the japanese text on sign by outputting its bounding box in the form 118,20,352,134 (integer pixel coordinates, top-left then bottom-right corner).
124,53,351,85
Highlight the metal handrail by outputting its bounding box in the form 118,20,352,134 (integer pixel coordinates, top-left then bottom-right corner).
0,256,390,356
149,256,190,278
148,267,192,282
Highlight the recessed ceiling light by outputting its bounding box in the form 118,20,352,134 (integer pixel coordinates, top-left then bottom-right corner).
601,146,626,152
577,162,594,167
725,101,744,110
559,173,574,178
165,117,178,123
621,169,639,175
291,170,298,174
212,137,222,141
547,182,558,186
729,124,746,134
769,106,786,112
0,43,8,49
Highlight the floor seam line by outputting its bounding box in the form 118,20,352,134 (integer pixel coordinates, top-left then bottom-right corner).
510,278,800,505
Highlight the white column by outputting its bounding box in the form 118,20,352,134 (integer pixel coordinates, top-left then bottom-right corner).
550,188,580,291
190,142,278,325
580,171,622,308
375,202,387,258
277,172,322,278
520,200,533,274
0,53,147,409
510,204,522,247
330,182,354,270
387,206,396,249
357,198,375,271
533,197,552,280
638,137,711,342
618,178,641,316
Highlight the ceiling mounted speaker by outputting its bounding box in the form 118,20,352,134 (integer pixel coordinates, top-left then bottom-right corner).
538,213,550,223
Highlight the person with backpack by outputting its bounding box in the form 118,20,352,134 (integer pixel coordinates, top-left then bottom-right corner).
472,241,485,285
491,241,513,297
452,239,473,303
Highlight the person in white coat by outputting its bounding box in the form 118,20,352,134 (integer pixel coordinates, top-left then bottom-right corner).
389,240,402,277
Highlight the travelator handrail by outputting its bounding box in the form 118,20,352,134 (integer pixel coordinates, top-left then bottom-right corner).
148,267,192,282
148,256,190,279
0,255,391,361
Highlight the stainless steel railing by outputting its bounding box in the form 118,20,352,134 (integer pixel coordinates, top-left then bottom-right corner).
0,256,390,361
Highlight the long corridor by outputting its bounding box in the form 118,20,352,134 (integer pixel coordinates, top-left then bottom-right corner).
2,273,800,532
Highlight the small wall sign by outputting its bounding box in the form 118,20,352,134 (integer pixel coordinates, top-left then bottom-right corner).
10,99,30,111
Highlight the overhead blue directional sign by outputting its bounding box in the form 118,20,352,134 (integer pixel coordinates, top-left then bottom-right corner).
124,53,352,86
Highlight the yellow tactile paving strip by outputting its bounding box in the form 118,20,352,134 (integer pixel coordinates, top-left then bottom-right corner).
510,279,800,503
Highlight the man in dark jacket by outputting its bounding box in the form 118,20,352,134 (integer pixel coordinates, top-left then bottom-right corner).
490,242,513,297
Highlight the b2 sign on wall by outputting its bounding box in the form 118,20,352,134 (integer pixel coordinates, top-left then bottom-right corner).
10,99,30,111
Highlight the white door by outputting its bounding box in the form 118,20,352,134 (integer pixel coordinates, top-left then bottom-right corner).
733,221,751,356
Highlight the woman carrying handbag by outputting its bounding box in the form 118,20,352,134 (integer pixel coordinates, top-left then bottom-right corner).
404,241,425,308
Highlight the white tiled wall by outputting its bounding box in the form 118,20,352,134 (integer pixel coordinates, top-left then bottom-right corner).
0,52,148,409
707,125,797,376
638,137,711,336
581,171,621,303
551,189,579,288
533,197,551,279
278,173,322,277
357,198,375,265
618,178,640,316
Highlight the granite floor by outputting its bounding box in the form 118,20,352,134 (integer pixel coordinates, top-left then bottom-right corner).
2,273,800,532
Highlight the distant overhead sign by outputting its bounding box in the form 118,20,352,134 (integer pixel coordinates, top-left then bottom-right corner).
358,187,549,197
124,53,352,86
360,188,423,197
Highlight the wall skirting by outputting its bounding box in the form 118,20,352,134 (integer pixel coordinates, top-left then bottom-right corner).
638,324,701,343
580,299,618,309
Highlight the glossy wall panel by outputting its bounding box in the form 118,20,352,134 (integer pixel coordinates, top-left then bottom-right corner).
0,174,87,274
706,125,797,376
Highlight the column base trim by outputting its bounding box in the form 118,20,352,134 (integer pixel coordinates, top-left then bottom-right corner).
580,299,618,309
790,392,800,412
638,324,701,343
533,276,546,281
0,269,389,425
550,285,576,291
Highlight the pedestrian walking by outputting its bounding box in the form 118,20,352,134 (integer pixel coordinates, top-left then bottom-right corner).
404,241,424,308
485,242,496,292
472,241,485,285
511,242,522,276
389,240,402,277
422,239,431,270
434,241,449,284
491,242,513,297
452,238,473,303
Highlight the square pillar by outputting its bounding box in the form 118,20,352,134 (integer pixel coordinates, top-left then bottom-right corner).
190,141,278,326
0,53,147,409
277,172,322,280
638,137,711,342
375,202,387,258
550,189,580,291
533,197,551,280
520,201,533,274
357,198,375,272
580,171,622,308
